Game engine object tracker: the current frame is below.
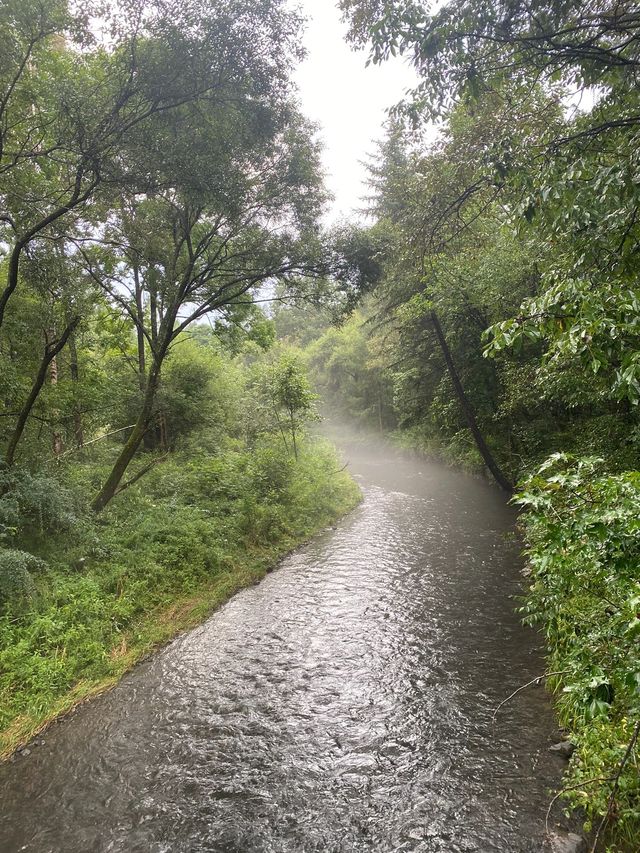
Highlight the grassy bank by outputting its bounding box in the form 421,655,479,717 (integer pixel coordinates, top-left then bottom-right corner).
385,424,491,479
0,437,361,759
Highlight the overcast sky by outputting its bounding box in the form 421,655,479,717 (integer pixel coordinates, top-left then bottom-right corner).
293,2,418,224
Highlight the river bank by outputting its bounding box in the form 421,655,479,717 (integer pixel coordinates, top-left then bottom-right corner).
1,433,573,852
335,426,639,851
0,438,361,760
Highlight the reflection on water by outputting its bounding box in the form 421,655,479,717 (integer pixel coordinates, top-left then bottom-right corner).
0,436,566,852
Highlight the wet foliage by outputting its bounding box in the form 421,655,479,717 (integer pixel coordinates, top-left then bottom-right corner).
518,456,640,844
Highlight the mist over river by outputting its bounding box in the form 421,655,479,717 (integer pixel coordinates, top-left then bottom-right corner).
0,434,569,852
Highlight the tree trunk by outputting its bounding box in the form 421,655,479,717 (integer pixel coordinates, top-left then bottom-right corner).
133,263,146,392
48,331,64,457
273,408,289,453
5,317,80,466
0,170,92,337
149,267,158,350
429,311,513,493
134,263,157,451
92,298,181,511
147,266,160,451
68,327,84,447
91,363,160,512
0,242,24,336
289,408,298,460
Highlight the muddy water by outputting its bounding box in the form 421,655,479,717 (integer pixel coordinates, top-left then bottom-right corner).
0,437,566,852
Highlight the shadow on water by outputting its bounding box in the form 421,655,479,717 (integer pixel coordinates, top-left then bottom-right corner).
0,427,573,852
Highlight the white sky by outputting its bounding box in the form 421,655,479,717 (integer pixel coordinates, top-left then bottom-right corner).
293,2,418,224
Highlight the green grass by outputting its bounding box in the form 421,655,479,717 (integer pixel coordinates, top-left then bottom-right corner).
0,437,361,758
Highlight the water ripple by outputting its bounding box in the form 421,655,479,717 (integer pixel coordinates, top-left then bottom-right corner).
0,441,565,852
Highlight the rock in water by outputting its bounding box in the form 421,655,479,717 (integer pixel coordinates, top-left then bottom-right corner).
548,831,587,853
549,741,576,759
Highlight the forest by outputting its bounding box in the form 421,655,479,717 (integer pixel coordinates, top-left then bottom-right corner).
1,0,639,850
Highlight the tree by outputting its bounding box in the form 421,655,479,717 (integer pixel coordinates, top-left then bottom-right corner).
4,318,80,467
264,351,318,459
0,0,309,332
340,1,640,405
0,0,316,474
80,97,325,510
306,310,395,430
347,113,537,486
0,242,94,465
340,0,640,121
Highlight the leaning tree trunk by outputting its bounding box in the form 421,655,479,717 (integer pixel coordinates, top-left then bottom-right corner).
133,263,157,451
90,364,161,512
5,317,80,466
92,295,180,511
133,263,146,391
429,311,513,493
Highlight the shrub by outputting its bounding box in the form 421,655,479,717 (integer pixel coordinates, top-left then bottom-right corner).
0,548,47,607
0,433,361,754
517,454,640,841
0,468,77,543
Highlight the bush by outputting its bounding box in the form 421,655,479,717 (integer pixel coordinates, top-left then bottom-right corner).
517,454,640,843
0,468,77,543
248,441,294,498
0,548,47,607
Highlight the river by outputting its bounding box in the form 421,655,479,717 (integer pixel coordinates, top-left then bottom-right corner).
0,435,569,852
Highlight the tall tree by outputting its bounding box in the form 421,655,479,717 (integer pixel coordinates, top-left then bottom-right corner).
78,96,326,509
0,0,304,334
340,0,640,404
0,0,309,467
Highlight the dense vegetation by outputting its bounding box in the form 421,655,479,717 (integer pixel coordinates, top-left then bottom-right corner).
0,334,359,756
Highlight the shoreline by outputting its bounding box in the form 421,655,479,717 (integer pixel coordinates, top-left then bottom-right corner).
0,500,361,761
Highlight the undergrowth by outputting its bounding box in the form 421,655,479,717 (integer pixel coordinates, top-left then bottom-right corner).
0,437,360,757
517,455,640,850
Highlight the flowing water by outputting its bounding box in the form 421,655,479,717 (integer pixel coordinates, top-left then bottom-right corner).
0,436,569,852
